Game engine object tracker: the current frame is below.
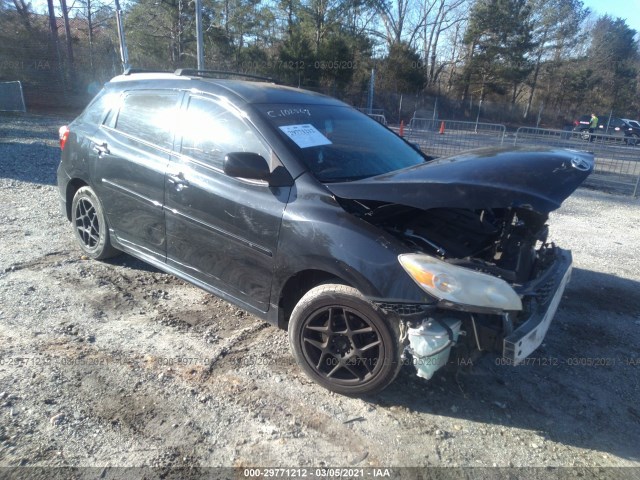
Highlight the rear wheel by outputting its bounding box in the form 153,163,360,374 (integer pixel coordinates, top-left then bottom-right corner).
289,284,402,396
71,186,119,260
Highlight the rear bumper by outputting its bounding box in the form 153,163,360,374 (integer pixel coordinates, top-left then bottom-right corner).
56,164,71,220
503,248,572,364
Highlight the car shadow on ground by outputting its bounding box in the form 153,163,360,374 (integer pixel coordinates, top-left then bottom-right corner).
104,252,163,274
370,267,640,462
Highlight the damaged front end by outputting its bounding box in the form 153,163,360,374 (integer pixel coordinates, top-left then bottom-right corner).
328,147,593,380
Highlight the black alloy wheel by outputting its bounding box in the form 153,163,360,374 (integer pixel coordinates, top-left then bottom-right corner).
71,186,119,260
289,284,401,396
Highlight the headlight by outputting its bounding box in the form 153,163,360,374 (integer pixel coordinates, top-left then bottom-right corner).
398,254,522,311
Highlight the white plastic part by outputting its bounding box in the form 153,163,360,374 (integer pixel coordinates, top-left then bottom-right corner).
408,318,461,380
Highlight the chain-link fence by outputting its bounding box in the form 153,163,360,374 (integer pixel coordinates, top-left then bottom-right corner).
0,81,26,111
394,122,640,197
0,7,121,111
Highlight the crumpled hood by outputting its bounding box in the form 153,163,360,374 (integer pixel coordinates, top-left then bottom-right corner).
326,146,593,213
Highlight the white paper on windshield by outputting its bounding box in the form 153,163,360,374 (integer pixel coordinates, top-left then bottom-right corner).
279,124,332,149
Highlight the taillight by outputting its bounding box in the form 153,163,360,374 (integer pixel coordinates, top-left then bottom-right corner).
59,125,70,150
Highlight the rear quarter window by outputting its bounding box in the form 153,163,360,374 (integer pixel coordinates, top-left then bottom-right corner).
76,89,112,125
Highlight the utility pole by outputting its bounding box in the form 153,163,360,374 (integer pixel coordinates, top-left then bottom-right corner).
367,68,375,114
195,0,204,69
114,0,130,71
474,78,486,134
536,102,544,128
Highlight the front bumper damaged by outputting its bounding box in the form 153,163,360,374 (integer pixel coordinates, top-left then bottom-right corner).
504,248,573,364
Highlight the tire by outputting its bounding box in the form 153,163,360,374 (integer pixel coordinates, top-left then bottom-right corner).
71,186,119,260
628,134,639,146
289,284,402,396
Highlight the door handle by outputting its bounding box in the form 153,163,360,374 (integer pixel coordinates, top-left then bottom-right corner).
167,172,189,191
93,142,110,156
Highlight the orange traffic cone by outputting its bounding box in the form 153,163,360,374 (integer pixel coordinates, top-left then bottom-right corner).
399,120,405,137
439,121,445,135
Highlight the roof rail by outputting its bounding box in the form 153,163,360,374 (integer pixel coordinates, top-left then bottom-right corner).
174,69,277,83
123,68,171,75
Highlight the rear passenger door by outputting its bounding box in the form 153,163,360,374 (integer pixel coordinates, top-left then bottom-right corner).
165,94,290,312
94,90,181,262
607,118,626,138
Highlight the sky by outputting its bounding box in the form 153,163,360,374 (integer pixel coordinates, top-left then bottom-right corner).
581,0,640,33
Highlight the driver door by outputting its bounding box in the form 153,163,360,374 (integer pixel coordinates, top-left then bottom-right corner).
164,94,291,312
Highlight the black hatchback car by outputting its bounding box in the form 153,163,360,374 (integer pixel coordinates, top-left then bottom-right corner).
57,70,593,395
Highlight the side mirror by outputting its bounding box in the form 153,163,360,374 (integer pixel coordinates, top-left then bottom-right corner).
224,152,294,187
223,152,271,181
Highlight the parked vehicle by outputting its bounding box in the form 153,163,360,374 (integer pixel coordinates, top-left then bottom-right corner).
621,119,640,145
573,114,640,145
57,70,593,395
572,114,592,132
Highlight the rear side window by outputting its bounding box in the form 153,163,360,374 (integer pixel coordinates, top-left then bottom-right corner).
179,96,270,169
115,91,179,150
609,118,624,129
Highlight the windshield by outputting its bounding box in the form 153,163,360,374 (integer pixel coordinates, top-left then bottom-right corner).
255,103,425,182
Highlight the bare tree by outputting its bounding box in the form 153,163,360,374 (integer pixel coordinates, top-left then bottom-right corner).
12,0,32,30
374,0,413,46
46,0,64,84
420,0,465,86
60,0,76,82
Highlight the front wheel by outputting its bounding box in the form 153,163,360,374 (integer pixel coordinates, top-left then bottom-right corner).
289,284,401,396
71,186,120,260
627,134,639,146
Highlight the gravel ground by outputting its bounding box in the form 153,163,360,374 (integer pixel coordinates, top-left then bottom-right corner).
0,113,639,477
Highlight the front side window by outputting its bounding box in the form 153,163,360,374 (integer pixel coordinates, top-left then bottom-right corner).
114,91,179,150
180,96,270,169
255,104,425,182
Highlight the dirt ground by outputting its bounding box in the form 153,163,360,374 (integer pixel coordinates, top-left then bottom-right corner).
0,113,639,477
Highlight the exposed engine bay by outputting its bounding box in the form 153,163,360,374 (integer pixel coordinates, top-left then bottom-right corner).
340,199,554,284
321,147,591,386
339,197,571,379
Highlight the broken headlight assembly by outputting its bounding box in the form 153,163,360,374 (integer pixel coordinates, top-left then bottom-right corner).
398,253,523,312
